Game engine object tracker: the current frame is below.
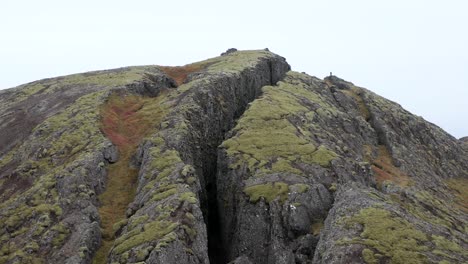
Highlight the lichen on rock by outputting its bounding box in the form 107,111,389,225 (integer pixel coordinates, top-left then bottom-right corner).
1,49,467,264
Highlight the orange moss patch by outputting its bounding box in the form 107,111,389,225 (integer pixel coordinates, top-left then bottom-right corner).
371,145,410,188
159,64,205,86
101,95,145,149
446,178,468,213
94,92,169,263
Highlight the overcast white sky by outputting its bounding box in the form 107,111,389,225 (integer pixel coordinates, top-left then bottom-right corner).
1,0,467,138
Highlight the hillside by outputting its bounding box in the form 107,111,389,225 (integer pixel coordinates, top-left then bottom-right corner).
0,49,466,264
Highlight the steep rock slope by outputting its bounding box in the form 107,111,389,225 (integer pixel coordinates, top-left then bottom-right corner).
106,50,289,264
217,73,467,263
0,50,290,264
0,50,467,264
461,137,468,151
0,66,175,264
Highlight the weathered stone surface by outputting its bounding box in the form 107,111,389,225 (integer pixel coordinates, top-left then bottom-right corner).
217,72,467,263
0,67,176,264
0,50,466,264
460,136,468,151
106,50,290,264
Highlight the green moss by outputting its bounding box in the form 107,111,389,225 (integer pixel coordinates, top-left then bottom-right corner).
150,149,182,181
113,220,177,254
180,192,198,204
121,251,129,262
50,223,69,247
135,246,153,261
151,187,177,202
185,212,195,221
362,248,378,264
290,183,310,193
182,224,197,240
187,176,197,184
206,50,273,73
17,83,46,99
128,215,149,230
0,149,15,169
41,91,106,159
431,235,466,260
271,158,302,174
244,182,290,203
12,66,159,100
181,164,194,177
78,246,88,259
400,191,457,229
0,243,10,256
5,214,22,229
343,207,428,264
35,204,54,214
307,145,337,167
11,227,28,237
155,232,177,250
112,219,128,235
1,67,171,255
221,72,340,175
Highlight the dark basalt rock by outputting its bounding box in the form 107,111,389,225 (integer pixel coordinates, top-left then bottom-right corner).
461,137,468,150
221,48,238,56
0,50,466,264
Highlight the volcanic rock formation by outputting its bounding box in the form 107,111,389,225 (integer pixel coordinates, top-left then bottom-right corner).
0,50,466,264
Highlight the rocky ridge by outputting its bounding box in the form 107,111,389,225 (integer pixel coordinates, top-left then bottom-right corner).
0,50,466,264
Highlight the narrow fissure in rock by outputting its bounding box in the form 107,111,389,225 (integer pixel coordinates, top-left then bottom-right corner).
202,105,262,263
199,68,287,263
342,86,409,188
205,164,227,264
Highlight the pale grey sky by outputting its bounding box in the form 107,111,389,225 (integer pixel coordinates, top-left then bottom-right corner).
1,0,467,138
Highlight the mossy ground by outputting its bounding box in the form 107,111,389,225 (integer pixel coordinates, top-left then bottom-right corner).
0,50,284,262
0,90,108,263
339,86,371,121
371,145,411,188
244,182,290,203
342,207,429,264
342,206,467,264
221,72,338,204
205,50,274,73
112,219,177,255
336,84,412,190
93,91,171,263
3,66,162,111
445,178,468,213
222,73,338,176
159,63,206,86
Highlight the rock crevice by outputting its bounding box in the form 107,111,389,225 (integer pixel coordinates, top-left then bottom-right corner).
1,50,467,264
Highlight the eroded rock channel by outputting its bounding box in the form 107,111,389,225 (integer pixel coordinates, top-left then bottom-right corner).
1,50,467,264
92,50,290,263
94,92,170,263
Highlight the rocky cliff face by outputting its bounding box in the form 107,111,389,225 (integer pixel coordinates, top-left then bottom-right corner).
461,137,468,151
0,50,466,264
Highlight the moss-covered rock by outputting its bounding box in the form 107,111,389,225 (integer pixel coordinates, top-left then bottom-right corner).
342,207,429,263
2,49,467,264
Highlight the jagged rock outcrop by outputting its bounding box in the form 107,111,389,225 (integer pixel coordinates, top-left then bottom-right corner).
107,50,290,264
0,50,466,264
461,137,468,151
0,66,175,264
